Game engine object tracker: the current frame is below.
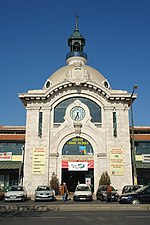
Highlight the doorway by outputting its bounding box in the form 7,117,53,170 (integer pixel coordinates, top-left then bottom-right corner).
62,168,94,192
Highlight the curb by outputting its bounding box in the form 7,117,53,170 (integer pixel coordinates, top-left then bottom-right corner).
0,204,150,212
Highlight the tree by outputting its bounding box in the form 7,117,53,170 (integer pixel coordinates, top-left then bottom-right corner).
99,171,111,185
49,172,59,195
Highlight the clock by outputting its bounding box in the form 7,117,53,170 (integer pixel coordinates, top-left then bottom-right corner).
70,106,85,121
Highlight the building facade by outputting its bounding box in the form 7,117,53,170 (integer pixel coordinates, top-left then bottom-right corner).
133,127,150,185
18,21,138,196
0,126,25,190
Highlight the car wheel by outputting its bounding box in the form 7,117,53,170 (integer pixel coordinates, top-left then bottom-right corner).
131,198,141,205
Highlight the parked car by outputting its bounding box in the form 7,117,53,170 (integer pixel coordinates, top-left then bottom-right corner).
121,185,143,194
0,187,4,200
4,186,27,202
96,185,119,202
119,185,150,204
73,184,93,201
35,185,55,201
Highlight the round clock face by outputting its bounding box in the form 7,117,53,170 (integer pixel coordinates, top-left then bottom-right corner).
70,106,85,121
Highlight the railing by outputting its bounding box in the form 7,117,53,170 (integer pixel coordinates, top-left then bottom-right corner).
66,51,87,60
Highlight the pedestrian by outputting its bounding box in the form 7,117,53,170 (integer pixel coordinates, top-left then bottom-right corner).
59,182,68,202
106,183,112,202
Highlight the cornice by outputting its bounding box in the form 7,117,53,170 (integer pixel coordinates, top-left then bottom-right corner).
18,81,137,106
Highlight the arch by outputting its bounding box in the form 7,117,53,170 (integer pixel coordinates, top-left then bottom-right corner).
62,137,94,156
54,97,102,123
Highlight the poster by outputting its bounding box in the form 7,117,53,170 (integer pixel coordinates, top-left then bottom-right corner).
32,148,45,175
110,148,124,176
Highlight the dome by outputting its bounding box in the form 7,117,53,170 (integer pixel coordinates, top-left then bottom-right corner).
43,58,111,90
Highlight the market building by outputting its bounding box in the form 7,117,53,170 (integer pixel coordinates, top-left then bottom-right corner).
18,19,136,196
1,19,149,196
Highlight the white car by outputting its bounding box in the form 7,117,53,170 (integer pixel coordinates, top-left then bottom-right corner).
4,186,27,202
73,184,93,201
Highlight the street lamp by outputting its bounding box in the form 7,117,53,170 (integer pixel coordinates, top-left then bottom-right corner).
130,84,138,185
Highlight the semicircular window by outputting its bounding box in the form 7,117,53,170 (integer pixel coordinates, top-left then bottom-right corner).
62,137,94,155
54,97,101,123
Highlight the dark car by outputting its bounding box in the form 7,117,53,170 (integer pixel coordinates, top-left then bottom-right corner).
119,185,150,204
122,185,143,194
96,185,119,202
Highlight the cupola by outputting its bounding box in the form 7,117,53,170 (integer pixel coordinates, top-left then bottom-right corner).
66,16,87,63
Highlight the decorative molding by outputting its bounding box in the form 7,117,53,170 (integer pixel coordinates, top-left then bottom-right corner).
73,122,82,135
65,62,90,85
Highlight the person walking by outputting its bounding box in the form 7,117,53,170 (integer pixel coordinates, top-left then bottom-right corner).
60,182,68,202
106,183,112,202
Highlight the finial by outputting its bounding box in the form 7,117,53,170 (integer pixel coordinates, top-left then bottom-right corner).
75,14,79,31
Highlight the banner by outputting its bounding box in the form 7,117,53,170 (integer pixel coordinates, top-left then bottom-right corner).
32,148,45,175
68,162,88,171
110,148,124,176
62,160,94,169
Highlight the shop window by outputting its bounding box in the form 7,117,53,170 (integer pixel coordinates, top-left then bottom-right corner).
136,141,150,154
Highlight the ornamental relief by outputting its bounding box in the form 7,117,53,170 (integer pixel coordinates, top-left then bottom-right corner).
65,62,90,85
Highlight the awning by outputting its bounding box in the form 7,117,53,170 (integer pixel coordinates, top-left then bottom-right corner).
0,161,22,170
136,161,150,169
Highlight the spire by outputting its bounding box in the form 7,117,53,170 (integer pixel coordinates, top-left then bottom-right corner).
75,14,79,31
66,16,87,62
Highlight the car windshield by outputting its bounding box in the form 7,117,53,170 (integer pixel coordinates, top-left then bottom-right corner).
135,186,148,193
37,186,52,191
8,186,24,191
76,186,90,191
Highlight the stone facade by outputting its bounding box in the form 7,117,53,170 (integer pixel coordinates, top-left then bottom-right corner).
19,24,136,196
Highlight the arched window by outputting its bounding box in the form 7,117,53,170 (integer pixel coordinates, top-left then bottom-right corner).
62,137,93,155
54,97,101,123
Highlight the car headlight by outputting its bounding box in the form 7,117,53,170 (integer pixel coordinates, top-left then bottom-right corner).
17,194,24,197
103,193,107,196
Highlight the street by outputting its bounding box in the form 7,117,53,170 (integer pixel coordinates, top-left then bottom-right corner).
0,210,150,225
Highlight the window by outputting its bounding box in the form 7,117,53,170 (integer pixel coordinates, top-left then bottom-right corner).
62,137,93,155
38,112,43,137
113,111,117,137
136,141,150,154
54,97,101,123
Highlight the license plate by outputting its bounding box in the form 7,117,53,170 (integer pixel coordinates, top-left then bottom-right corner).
80,197,86,200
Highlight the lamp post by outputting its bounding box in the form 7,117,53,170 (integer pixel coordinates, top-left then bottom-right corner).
130,85,138,185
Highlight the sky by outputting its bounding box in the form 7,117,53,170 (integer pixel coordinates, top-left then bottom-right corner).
0,0,150,126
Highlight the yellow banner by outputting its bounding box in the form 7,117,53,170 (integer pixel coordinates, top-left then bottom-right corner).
32,148,45,175
110,148,124,176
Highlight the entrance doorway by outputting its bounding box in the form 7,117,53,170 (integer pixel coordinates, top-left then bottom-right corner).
62,168,94,192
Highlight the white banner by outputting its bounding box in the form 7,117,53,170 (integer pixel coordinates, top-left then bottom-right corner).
142,154,150,163
68,162,88,171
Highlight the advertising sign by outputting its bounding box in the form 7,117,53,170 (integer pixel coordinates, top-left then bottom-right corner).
142,154,150,163
68,161,88,171
0,152,12,161
62,160,94,169
110,148,124,176
32,148,45,175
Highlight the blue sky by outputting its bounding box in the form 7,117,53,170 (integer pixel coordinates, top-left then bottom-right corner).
0,0,150,126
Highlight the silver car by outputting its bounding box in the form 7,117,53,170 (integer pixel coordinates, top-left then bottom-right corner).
35,185,55,201
4,186,27,202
